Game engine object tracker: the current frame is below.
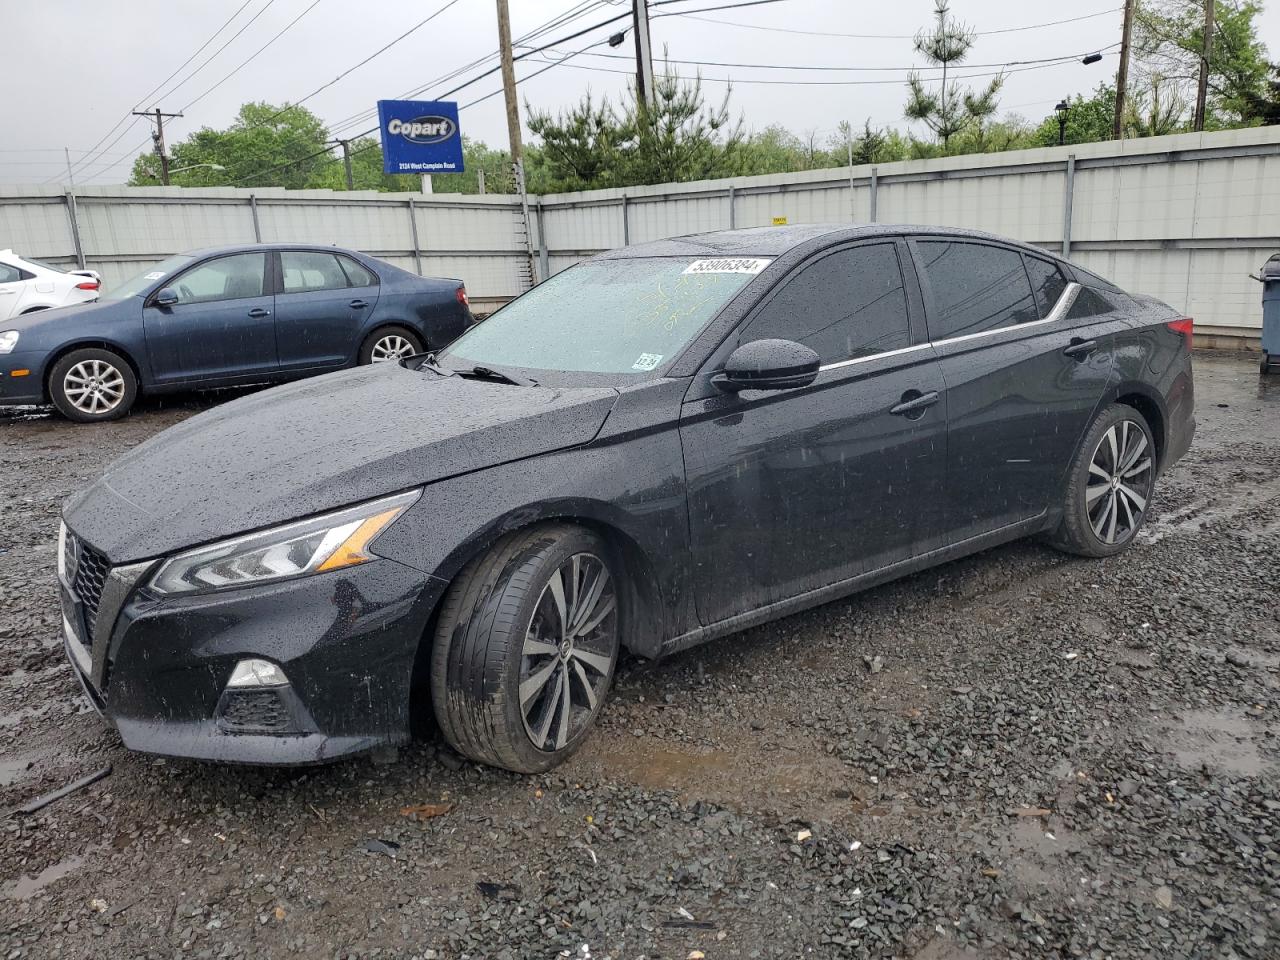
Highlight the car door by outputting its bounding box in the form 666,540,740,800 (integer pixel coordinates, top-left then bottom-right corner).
0,262,24,321
273,250,382,370
909,238,1115,541
680,240,948,627
142,252,279,384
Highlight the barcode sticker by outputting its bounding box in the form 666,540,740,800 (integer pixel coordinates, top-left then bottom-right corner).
682,258,771,275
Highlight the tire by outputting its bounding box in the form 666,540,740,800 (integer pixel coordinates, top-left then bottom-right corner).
430,524,621,773
359,325,424,364
47,348,137,423
1049,403,1157,558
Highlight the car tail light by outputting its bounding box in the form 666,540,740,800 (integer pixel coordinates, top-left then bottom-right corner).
455,285,469,308
75,281,100,291
1167,317,1193,349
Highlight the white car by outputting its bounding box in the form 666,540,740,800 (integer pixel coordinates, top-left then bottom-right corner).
0,250,100,321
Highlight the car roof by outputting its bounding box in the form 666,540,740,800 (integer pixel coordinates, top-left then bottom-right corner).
177,242,366,260
593,223,1060,261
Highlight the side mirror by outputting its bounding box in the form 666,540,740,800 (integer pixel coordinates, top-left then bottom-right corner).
153,287,179,306
712,338,820,393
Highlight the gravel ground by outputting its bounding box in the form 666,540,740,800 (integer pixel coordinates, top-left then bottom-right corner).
1,354,1278,960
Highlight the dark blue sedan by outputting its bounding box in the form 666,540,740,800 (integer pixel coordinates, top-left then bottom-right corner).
0,243,473,421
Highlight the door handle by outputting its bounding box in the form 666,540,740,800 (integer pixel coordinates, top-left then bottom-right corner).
889,390,940,418
247,307,271,318
1063,338,1098,360
349,299,368,309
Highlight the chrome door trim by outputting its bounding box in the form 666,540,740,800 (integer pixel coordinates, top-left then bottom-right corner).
817,342,934,372
928,282,1081,349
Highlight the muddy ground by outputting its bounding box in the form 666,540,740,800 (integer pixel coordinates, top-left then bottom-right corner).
1,353,1278,960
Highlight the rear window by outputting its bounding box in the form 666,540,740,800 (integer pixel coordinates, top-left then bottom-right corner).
1024,256,1069,318
916,240,1038,340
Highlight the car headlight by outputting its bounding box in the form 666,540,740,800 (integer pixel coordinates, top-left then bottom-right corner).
149,490,420,595
0,331,18,354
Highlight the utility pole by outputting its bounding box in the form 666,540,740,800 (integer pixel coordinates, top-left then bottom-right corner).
632,0,656,109
1193,0,1215,131
64,147,75,189
133,107,183,184
340,140,354,190
1113,0,1135,140
496,0,537,283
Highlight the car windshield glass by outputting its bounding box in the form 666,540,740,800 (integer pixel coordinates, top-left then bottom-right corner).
439,256,768,375
102,254,194,300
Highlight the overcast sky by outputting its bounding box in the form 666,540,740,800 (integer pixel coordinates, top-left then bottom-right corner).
3,0,1275,186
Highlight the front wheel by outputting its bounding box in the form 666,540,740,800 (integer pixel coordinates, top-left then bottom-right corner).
1050,404,1157,557
430,524,620,773
359,326,423,364
48,348,137,422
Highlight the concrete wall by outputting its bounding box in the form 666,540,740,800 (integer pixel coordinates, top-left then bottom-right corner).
2,126,1277,337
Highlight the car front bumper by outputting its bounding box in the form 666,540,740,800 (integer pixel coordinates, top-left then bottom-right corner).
59,530,447,765
0,351,46,405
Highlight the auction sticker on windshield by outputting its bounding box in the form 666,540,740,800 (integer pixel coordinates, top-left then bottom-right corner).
631,353,664,371
682,258,771,275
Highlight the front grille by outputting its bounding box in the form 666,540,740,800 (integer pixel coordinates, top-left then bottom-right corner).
69,534,111,643
221,690,291,731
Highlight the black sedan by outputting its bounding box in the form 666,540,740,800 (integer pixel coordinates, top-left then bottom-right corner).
0,243,472,422
58,224,1194,772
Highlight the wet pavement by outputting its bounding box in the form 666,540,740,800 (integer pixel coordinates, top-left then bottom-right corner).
1,354,1278,959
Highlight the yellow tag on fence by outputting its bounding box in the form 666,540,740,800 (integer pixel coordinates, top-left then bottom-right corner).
771,216,788,225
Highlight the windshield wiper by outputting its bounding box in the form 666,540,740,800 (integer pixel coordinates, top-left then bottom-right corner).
456,365,537,387
409,353,456,377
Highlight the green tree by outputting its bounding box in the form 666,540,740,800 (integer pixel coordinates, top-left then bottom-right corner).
129,102,335,188
1030,85,1118,146
1136,0,1272,126
621,64,745,185
309,136,513,194
904,0,1004,150
526,92,628,192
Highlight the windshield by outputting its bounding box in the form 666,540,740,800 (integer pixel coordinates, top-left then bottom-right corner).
440,256,769,376
102,254,194,301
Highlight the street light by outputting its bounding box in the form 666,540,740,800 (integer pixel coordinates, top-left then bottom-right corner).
167,162,226,175
1055,99,1070,146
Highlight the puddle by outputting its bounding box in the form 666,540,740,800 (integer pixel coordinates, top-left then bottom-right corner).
1157,708,1274,777
2,855,85,900
573,736,858,820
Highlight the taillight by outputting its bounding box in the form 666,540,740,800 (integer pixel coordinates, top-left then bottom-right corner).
75,281,99,291
1167,316,1193,349
455,285,469,308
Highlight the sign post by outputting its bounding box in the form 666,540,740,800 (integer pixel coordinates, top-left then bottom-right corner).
377,100,465,178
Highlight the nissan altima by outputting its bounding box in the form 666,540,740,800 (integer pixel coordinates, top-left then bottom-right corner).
58,224,1194,772
1,243,471,421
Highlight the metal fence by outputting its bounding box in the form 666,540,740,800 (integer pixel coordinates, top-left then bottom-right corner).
3,125,1277,340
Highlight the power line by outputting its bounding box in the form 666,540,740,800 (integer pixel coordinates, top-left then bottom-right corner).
551,43,1119,73
61,0,270,182
668,5,1123,40
177,0,327,112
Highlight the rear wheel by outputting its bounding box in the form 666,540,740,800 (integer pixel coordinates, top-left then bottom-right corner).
48,348,137,423
430,524,620,773
1050,404,1156,557
359,326,423,364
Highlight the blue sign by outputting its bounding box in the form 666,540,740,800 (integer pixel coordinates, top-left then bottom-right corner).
377,100,465,175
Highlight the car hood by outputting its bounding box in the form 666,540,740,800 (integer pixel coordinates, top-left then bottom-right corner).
64,363,619,563
5,297,129,336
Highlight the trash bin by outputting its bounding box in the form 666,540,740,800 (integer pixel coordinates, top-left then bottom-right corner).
1263,254,1280,375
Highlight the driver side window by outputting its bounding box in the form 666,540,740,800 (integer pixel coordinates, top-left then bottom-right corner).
170,253,266,304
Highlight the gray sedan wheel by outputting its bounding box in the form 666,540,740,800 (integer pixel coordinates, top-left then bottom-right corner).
430,524,620,773
359,326,423,364
48,348,137,423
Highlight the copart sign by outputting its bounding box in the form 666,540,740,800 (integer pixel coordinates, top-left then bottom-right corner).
377,99,465,175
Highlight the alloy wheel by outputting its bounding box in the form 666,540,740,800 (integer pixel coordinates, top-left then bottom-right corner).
1086,419,1154,545
519,552,617,752
63,359,126,415
370,335,416,362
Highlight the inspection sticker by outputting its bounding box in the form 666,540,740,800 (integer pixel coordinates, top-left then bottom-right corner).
632,353,664,371
682,258,771,275
144,271,166,280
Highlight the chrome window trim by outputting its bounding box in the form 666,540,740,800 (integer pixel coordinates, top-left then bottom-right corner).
818,342,933,372
929,281,1081,349
812,280,1079,373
